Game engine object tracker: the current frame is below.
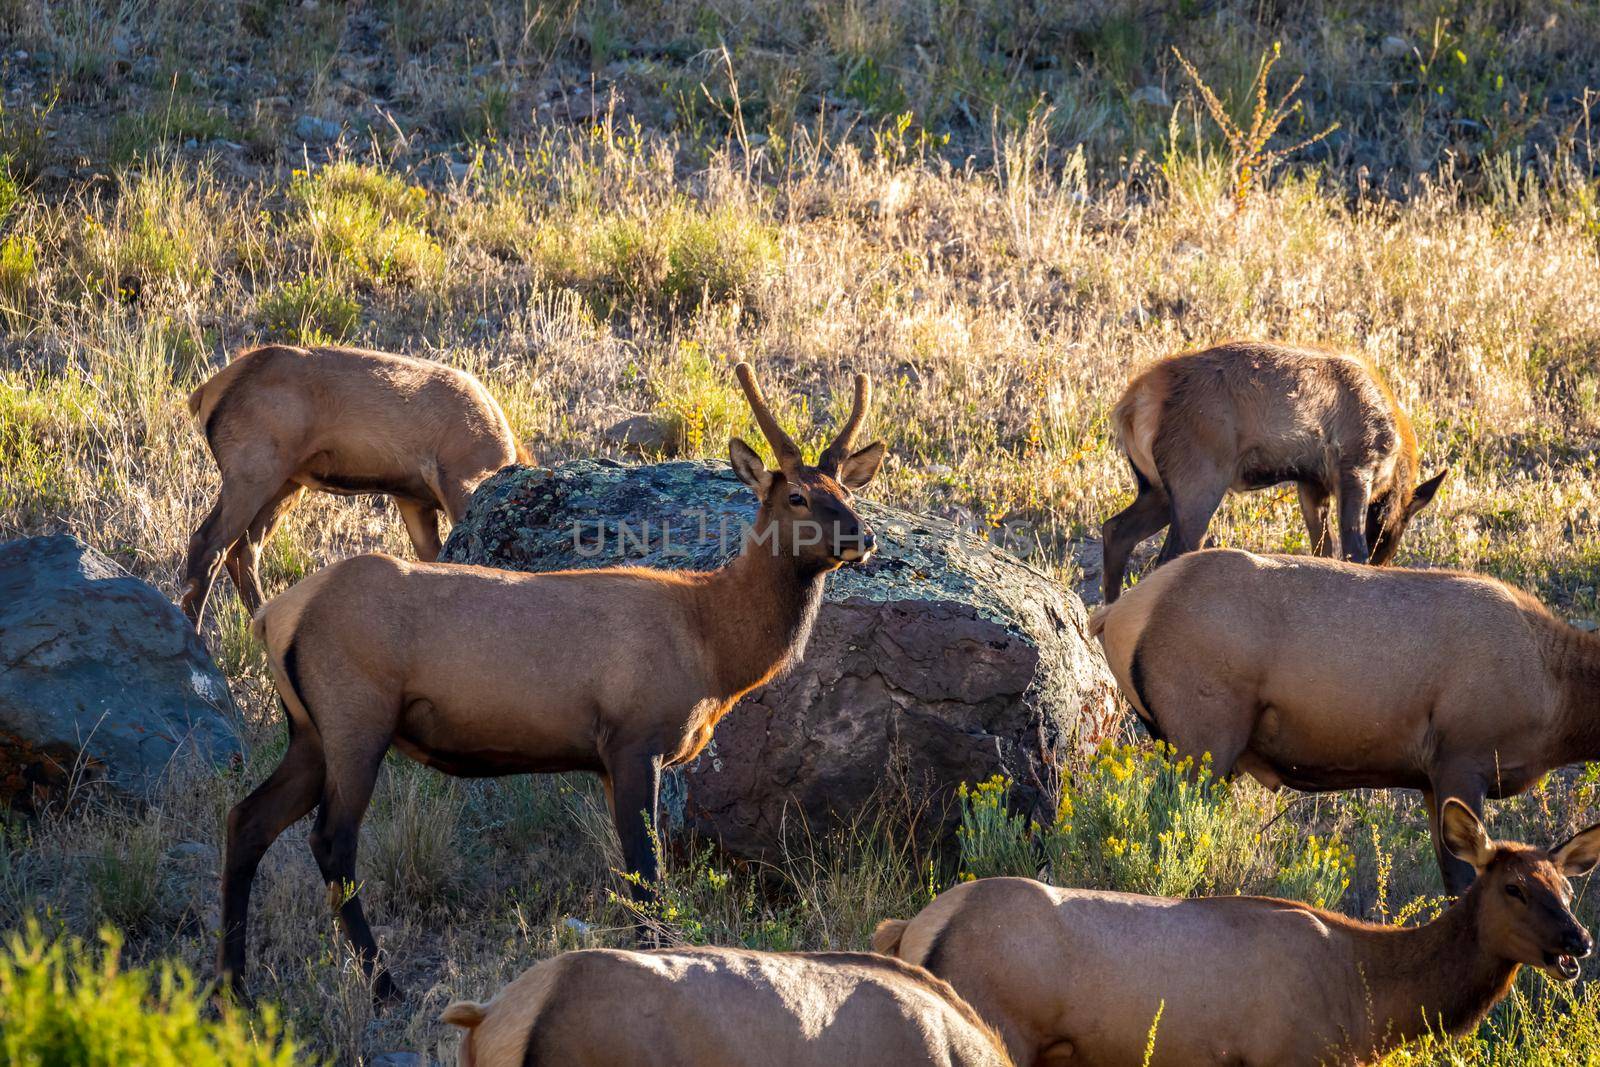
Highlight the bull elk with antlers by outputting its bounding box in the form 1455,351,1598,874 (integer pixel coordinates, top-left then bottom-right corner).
217,362,886,1001
1101,341,1445,602
181,344,528,628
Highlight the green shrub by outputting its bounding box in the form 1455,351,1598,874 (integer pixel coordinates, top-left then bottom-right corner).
0,233,37,310
956,742,1353,907
256,274,362,343
0,922,302,1065
652,342,816,461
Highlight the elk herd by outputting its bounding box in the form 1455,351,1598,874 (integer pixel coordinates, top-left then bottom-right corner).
179,340,1599,1065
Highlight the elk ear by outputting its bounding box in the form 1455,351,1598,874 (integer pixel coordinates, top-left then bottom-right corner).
1440,798,1494,871
1407,469,1447,518
838,440,886,489
1552,823,1600,877
729,438,773,494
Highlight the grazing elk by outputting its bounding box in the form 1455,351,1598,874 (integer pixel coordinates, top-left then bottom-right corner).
874,802,1600,1067
441,947,1014,1067
181,344,527,628
1093,547,1600,892
1101,340,1445,602
217,363,886,1001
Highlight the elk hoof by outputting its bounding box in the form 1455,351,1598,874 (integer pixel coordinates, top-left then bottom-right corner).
208,972,255,1012
177,582,203,625
372,970,405,1010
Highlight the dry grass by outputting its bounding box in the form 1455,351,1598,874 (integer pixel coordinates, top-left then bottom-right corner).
4,0,1600,1062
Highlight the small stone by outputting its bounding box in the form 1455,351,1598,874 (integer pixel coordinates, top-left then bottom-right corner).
924,463,954,477
563,916,594,937
1571,619,1598,632
293,114,339,144
602,414,671,455
169,841,215,862
1130,85,1171,109
1381,35,1411,59
369,1054,430,1067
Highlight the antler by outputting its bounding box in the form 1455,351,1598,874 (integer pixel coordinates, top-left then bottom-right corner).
818,372,871,473
734,363,802,472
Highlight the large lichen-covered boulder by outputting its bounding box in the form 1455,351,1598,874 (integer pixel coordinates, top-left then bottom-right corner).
442,461,1119,859
0,535,242,809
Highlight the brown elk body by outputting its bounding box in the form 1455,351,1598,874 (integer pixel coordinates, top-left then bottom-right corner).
441,947,1014,1067
181,344,527,627
1100,341,1444,602
216,363,886,1001
1092,547,1600,891
873,803,1600,1067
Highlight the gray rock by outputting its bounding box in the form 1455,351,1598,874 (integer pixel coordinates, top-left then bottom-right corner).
168,840,216,863
440,462,1119,860
0,535,242,809
293,114,340,144
601,413,673,455
1381,35,1412,59
1130,85,1172,109
369,1054,432,1067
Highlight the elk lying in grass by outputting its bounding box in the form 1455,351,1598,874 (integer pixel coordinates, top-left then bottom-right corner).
1093,547,1600,892
1101,340,1445,602
217,363,886,1001
874,802,1599,1067
441,947,1014,1067
181,344,527,627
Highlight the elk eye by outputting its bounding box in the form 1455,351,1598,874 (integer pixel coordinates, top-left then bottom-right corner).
788,492,807,507
1506,884,1526,902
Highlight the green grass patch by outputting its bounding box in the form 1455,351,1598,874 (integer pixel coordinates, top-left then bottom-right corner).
290,163,443,285
529,200,780,316
107,100,234,163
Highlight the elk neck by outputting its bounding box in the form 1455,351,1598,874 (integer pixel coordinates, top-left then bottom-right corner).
1349,882,1517,1052
693,520,829,700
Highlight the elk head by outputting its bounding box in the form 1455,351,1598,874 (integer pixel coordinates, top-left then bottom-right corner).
729,363,886,572
1366,469,1447,565
1441,798,1600,981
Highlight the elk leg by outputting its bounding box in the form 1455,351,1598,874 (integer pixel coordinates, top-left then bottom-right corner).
604,746,665,903
396,498,443,562
434,477,475,525
1425,772,1487,894
217,714,325,999
224,483,304,616
1336,469,1373,563
308,740,399,1003
181,467,291,628
1101,481,1171,603
1296,482,1334,557
1155,476,1228,565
